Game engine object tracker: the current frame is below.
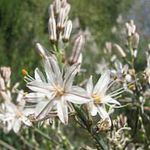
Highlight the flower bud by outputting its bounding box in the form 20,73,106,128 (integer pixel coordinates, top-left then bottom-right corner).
125,74,132,82
57,4,70,29
125,20,136,37
53,0,61,15
69,35,85,64
132,32,140,49
62,20,72,42
35,43,47,57
48,4,54,18
104,42,112,54
48,17,57,42
112,44,126,58
148,44,150,53
0,76,5,90
0,67,11,82
61,0,67,7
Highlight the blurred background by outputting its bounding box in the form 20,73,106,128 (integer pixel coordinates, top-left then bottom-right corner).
0,0,150,149
0,0,135,82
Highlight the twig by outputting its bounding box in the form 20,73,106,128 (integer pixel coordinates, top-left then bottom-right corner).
0,140,17,150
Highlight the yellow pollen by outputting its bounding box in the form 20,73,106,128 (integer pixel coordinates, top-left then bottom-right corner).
92,94,101,104
22,69,28,76
56,85,64,97
15,110,22,118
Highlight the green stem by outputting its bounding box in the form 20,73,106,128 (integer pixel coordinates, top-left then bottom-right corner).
33,127,58,145
73,105,108,150
0,140,17,150
17,134,38,150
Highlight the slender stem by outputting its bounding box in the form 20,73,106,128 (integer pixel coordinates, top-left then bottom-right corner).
33,127,58,145
0,140,17,150
73,104,107,150
17,134,38,150
57,129,74,150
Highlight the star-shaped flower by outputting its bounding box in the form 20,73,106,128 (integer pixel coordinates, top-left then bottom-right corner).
0,90,32,133
25,56,90,124
86,71,120,120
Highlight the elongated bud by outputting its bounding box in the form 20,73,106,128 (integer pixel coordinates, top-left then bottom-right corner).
104,42,112,54
0,67,11,82
130,20,136,34
48,4,54,18
61,0,67,7
35,43,46,57
69,35,85,64
125,20,136,37
57,4,70,29
57,8,66,29
48,17,57,42
148,44,150,53
132,32,140,49
63,20,72,42
0,76,5,90
113,43,126,58
53,0,61,14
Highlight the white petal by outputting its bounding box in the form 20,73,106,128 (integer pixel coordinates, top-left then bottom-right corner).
65,93,91,104
86,76,93,95
21,116,32,126
97,105,109,119
63,63,79,91
94,71,110,94
23,108,35,116
16,90,24,103
87,102,98,116
34,68,46,82
57,98,68,124
6,120,13,132
13,120,21,133
25,92,48,103
27,81,53,94
72,86,87,93
103,95,120,105
44,58,56,84
35,99,55,120
48,56,63,85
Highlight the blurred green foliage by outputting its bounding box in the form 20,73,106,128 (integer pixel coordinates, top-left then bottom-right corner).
0,0,132,83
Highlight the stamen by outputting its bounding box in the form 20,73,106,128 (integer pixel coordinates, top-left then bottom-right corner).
109,89,125,97
92,94,101,104
55,85,64,97
22,69,28,76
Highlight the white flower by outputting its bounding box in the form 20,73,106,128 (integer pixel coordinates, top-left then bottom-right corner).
86,71,120,120
25,56,90,124
0,91,32,133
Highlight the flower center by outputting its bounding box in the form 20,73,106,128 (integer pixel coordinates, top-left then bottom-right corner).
55,85,64,97
15,110,22,118
92,93,101,104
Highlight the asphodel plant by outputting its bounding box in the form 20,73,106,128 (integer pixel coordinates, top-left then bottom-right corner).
1,0,149,150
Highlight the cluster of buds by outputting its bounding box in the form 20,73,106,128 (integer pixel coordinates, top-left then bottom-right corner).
36,0,85,69
108,114,131,149
125,20,140,57
104,42,126,58
48,0,72,43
